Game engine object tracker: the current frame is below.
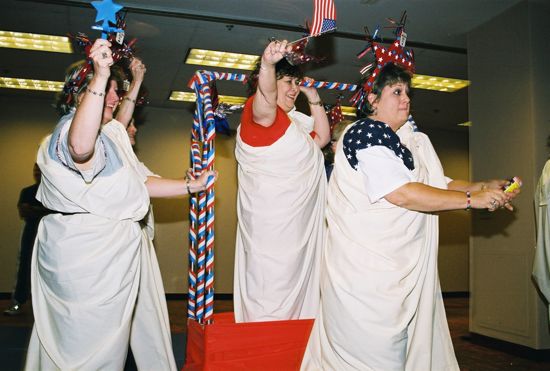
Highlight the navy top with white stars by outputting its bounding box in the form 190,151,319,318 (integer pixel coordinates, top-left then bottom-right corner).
343,118,415,171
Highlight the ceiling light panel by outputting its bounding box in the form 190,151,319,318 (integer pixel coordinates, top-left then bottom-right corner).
0,31,73,53
185,49,469,92
412,74,469,92
170,91,247,105
186,49,259,70
341,106,357,117
0,77,63,92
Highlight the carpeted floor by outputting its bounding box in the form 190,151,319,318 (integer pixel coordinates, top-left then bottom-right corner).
1,297,549,370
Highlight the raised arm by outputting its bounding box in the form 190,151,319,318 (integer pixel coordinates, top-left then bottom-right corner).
68,39,113,164
116,58,146,128
300,78,330,147
252,40,291,126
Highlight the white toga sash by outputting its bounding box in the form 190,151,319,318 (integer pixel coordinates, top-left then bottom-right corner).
234,111,326,322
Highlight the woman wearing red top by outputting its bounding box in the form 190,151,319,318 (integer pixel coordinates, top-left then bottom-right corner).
234,40,330,322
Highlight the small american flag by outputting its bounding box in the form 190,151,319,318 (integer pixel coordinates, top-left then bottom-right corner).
309,0,337,37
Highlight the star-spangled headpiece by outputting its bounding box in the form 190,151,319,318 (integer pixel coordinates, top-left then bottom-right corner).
350,12,415,111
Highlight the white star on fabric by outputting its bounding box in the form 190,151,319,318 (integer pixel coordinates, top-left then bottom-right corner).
378,139,382,144
356,140,361,144
367,132,372,138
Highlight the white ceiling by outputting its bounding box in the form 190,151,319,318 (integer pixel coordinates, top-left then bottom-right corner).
0,0,526,130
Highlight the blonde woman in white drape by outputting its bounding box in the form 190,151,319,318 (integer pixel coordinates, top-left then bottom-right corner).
234,40,330,322
25,38,216,371
302,63,519,371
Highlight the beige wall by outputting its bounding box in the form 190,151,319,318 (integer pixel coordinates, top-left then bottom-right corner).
0,96,471,295
468,0,550,349
135,106,238,294
0,97,58,293
426,128,470,292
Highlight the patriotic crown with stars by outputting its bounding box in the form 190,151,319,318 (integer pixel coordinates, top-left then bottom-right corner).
350,12,415,112
60,4,143,111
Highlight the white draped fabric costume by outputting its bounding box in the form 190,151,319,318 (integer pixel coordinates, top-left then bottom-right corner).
302,120,459,370
533,159,550,319
234,106,326,322
25,113,176,371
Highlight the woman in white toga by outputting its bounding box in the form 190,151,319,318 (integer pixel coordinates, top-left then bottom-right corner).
25,38,216,371
302,62,519,370
234,39,330,322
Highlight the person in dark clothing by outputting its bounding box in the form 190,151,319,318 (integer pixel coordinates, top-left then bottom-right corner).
4,164,51,316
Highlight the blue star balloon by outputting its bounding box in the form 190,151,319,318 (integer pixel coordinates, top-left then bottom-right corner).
91,0,123,38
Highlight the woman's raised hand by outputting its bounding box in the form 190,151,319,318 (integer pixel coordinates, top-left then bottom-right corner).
261,40,291,67
300,76,320,100
129,57,146,84
88,39,113,80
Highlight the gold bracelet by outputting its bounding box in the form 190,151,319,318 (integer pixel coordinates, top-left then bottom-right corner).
123,96,136,104
86,87,105,97
308,99,323,106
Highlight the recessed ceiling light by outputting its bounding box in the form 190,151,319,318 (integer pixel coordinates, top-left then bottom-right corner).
341,106,357,117
0,77,63,91
185,48,470,92
185,49,259,70
412,74,469,92
0,31,73,53
169,91,247,105
170,93,359,119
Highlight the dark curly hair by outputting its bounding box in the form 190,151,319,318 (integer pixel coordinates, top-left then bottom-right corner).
246,58,304,97
362,63,412,116
55,60,126,116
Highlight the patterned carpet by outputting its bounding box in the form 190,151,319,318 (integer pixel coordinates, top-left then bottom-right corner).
1,297,549,370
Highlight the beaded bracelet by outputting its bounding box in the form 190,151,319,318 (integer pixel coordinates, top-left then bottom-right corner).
86,87,105,97
123,96,136,104
308,99,323,106
466,191,471,210
186,177,192,194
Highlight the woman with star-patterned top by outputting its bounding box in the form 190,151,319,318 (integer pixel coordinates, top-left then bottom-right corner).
302,63,520,371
